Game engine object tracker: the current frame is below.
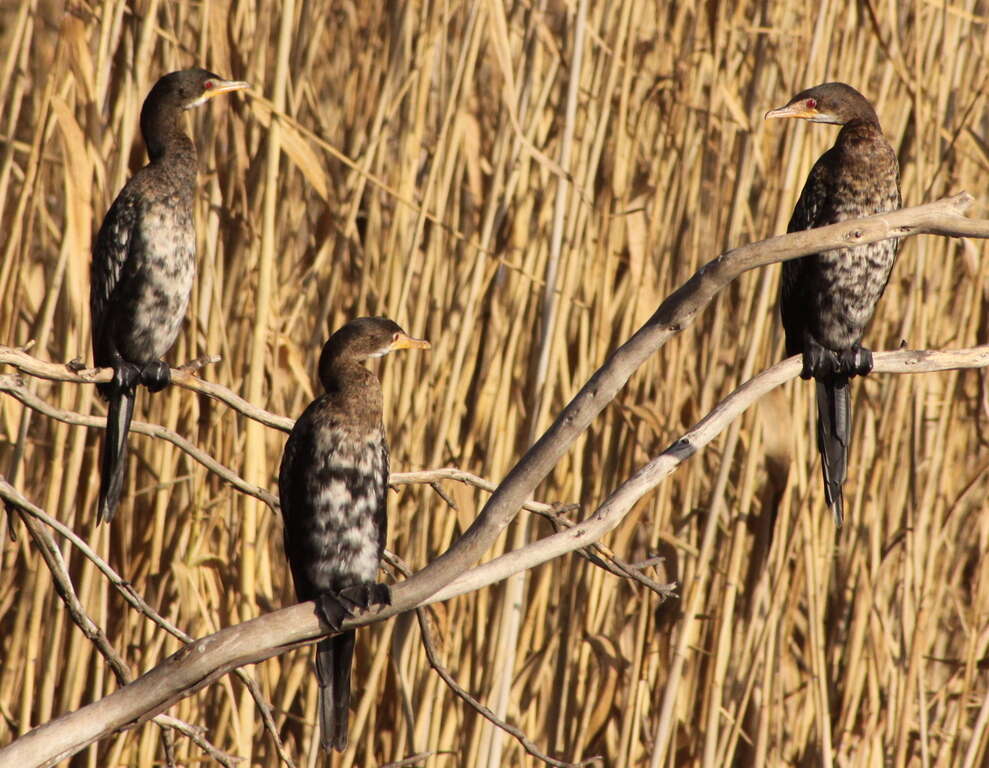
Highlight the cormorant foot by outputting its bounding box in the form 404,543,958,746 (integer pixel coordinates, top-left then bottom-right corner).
839,345,873,378
316,593,353,632
141,361,171,393
800,344,839,381
338,582,392,611
315,584,391,632
112,362,141,392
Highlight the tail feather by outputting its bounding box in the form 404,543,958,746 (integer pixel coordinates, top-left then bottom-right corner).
315,631,355,752
98,385,135,523
815,377,850,527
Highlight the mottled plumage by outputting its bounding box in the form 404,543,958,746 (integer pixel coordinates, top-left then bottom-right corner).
767,82,901,525
279,317,429,752
91,68,248,522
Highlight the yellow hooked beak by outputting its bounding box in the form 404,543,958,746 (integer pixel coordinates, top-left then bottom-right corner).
764,103,819,121
185,78,250,109
391,332,431,351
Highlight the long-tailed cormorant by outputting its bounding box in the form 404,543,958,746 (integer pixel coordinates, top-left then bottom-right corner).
766,82,901,526
91,68,248,522
278,317,430,751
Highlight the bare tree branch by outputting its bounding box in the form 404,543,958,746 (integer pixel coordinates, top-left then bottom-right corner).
3,343,987,766
415,608,601,768
0,480,296,768
0,370,565,517
423,346,989,604
0,347,294,432
2,197,988,766
9,499,246,768
392,193,989,609
0,373,281,510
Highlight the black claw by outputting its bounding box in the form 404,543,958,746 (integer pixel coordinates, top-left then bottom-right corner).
113,362,141,392
316,583,390,632
338,582,391,611
141,360,171,392
370,583,391,606
800,341,839,381
317,593,353,632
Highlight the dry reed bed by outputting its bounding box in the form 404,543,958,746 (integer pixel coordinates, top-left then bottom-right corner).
1,0,988,766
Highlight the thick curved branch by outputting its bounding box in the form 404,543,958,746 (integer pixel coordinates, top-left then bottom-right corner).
393,192,989,607
4,197,987,765
0,479,297,768
423,346,989,603
3,344,986,767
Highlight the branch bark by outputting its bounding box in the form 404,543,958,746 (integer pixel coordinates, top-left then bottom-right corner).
2,194,988,765
3,345,987,766
392,192,989,608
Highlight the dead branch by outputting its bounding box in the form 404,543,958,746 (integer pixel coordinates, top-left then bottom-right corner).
3,343,987,766
392,192,989,609
2,197,989,766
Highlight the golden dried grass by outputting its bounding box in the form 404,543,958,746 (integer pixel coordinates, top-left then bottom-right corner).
1,1,988,766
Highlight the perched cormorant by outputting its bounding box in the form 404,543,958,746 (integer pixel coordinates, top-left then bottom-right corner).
766,82,901,526
91,69,248,523
278,317,430,752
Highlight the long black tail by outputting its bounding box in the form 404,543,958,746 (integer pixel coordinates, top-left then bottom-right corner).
98,383,135,523
815,376,850,527
315,631,355,752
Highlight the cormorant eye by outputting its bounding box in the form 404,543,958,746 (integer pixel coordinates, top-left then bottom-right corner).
806,97,817,109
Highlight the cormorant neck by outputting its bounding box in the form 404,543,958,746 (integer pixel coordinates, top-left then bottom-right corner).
838,116,884,143
141,101,195,163
321,358,384,419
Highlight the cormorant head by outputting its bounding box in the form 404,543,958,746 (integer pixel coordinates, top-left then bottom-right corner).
765,82,880,127
140,69,249,159
318,317,430,384
145,68,249,115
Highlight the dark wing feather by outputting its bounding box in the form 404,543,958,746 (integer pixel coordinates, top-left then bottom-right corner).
780,150,835,357
278,406,315,601
91,185,141,372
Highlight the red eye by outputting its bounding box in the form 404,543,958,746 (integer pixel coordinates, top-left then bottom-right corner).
806,97,817,109
204,80,214,90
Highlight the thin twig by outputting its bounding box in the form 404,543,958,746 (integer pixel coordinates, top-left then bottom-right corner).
414,608,602,768
0,480,297,768
0,373,280,510
0,347,294,432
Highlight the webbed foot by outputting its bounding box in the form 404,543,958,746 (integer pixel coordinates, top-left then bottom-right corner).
839,345,873,378
800,340,840,381
317,594,352,632
316,583,391,632
112,362,141,392
338,582,392,610
141,361,171,393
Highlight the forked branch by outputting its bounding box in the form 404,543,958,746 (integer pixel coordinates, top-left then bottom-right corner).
1,195,988,766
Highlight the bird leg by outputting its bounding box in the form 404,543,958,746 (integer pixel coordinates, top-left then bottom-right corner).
140,360,171,393
316,584,391,633
838,344,873,378
111,361,141,393
338,583,392,611
799,336,841,381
